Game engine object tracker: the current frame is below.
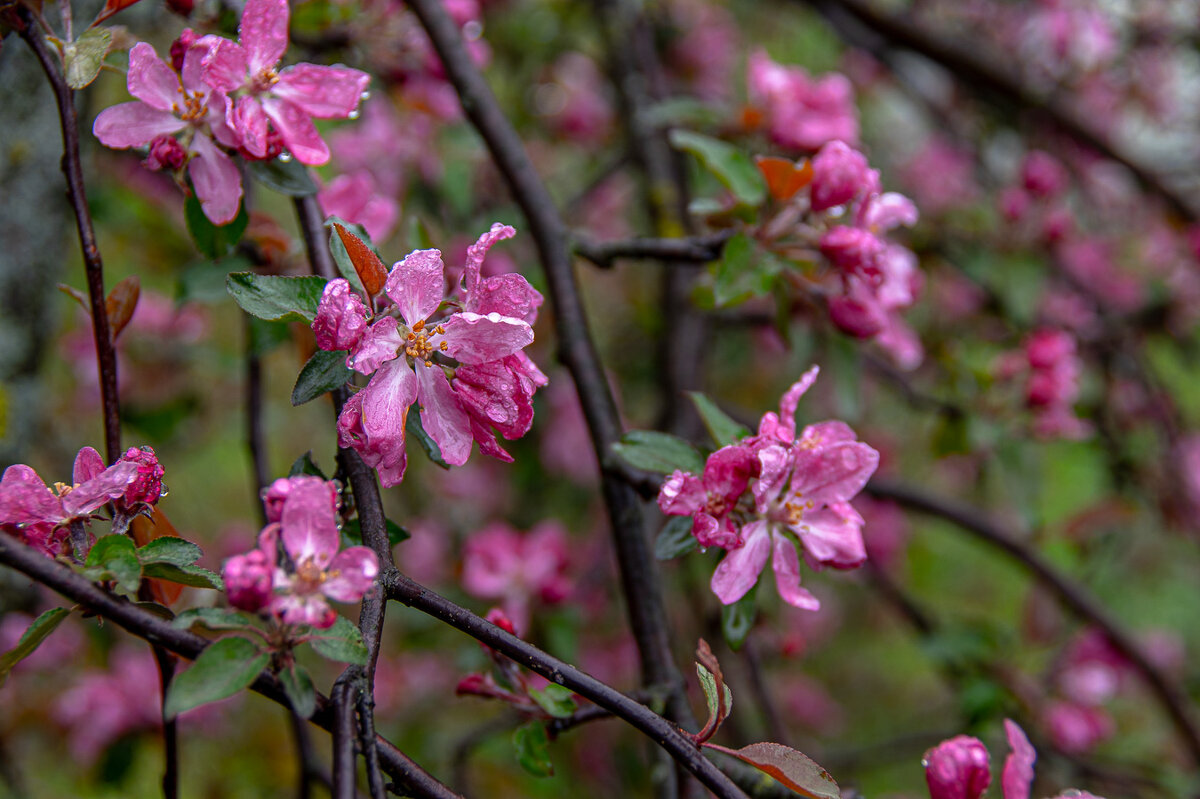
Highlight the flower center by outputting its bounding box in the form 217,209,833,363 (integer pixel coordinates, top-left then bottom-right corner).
252,68,280,93
704,494,729,517
782,499,814,526
292,557,327,593
173,90,207,122
404,320,448,367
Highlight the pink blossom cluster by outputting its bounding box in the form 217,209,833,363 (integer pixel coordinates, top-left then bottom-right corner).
747,50,858,151
93,0,369,224
461,520,571,632
657,367,878,611
312,223,547,487
996,329,1090,440
760,140,923,369
222,475,379,629
924,719,1104,799
0,446,165,557
664,0,739,102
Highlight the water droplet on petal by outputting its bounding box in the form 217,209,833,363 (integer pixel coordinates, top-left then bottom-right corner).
360,90,371,101
348,109,359,120
279,152,293,163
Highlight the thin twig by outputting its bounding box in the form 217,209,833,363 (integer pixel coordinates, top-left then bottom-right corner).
246,318,270,526
404,0,692,748
572,232,733,269
332,680,359,799
287,708,317,799
19,14,121,462
866,478,1200,766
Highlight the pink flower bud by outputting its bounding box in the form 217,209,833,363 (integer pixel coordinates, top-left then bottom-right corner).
1021,151,1069,199
1026,329,1074,369
118,446,165,507
486,607,518,636
924,735,991,799
169,29,197,72
998,187,1031,222
809,141,877,213
312,279,370,353
828,294,886,338
224,549,274,612
819,226,883,280
145,136,188,172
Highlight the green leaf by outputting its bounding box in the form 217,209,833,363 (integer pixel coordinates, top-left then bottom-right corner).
185,194,249,258
246,317,293,356
669,130,766,208
702,742,839,799
721,592,757,651
512,722,554,777
289,451,328,479
84,534,142,595
137,536,203,567
280,664,317,719
611,430,705,475
309,615,368,666
342,517,410,549
292,349,352,405
226,272,327,323
172,607,257,631
64,27,112,89
164,636,268,719
142,562,225,591
710,234,781,307
0,607,71,686
247,158,318,196
529,683,577,719
688,392,752,447
655,516,697,560
697,662,721,727
407,406,450,469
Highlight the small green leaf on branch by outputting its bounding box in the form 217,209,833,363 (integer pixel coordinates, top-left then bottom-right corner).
655,516,697,560
280,664,317,719
142,562,225,590
529,683,577,719
186,195,248,258
721,591,757,651
226,272,326,323
164,636,269,719
612,430,705,475
687,392,752,447
247,158,318,196
137,536,203,567
0,607,72,687
668,130,766,208
309,615,369,665
64,27,112,88
172,607,257,631
84,534,142,595
292,349,352,406
512,722,554,777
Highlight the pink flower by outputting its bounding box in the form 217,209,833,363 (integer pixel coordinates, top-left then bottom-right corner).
1044,700,1114,754
461,521,572,632
93,41,242,224
898,137,978,215
318,171,400,243
541,53,614,144
747,49,858,151
1020,151,1069,199
224,476,378,629
198,0,370,165
923,735,991,799
0,448,140,557
809,140,878,213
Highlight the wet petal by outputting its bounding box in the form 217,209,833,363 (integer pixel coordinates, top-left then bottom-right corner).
350,316,403,375
280,476,340,567
384,248,445,327
72,447,106,485
462,222,516,295
657,470,706,516
0,465,62,526
188,133,243,225
795,501,867,569
262,97,329,165
1001,719,1036,799
415,364,472,466
240,0,288,76
710,521,771,604
93,102,185,149
62,461,139,518
322,546,380,602
789,441,879,506
198,36,247,94
274,64,370,118
771,533,821,610
439,312,533,364
230,95,269,158
128,42,182,111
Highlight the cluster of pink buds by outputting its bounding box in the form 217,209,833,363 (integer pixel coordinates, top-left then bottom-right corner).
313,223,547,487
658,366,878,611
756,141,923,370
0,446,165,558
924,719,1104,799
746,49,858,151
996,329,1091,440
93,0,369,223
222,476,379,629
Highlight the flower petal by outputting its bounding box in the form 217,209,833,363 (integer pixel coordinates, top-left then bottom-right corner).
350,316,404,374
462,222,516,295
188,133,243,225
0,465,62,526
93,102,185,149
240,0,288,77
274,64,370,118
72,447,106,485
280,476,340,568
1001,719,1036,799
230,95,270,158
62,461,139,518
272,592,336,629
128,42,182,111
757,365,819,443
439,312,533,365
789,441,879,506
385,248,445,327
198,36,247,94
467,274,543,324
262,97,329,165
795,501,867,569
657,470,706,516
415,364,473,466
710,520,771,604
771,533,821,610
322,546,380,602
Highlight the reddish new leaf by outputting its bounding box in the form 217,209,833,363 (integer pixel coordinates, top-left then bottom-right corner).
57,283,90,313
93,0,145,26
693,638,732,743
755,156,813,203
702,742,839,799
333,222,387,298
105,275,140,339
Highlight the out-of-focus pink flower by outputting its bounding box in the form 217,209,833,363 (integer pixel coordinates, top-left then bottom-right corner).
539,53,614,144
1044,700,1115,754
779,673,844,733
899,137,978,215
319,171,400,243
923,734,991,799
1021,151,1069,199
747,49,858,151
329,97,428,191
856,496,909,570
93,41,242,224
223,476,378,628
999,329,1091,440
461,521,572,631
0,611,84,671
198,0,369,165
54,649,164,762
809,140,878,213
538,374,598,483
665,0,738,101
1056,237,1144,313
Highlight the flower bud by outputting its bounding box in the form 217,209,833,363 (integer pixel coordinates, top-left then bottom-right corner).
924,735,991,799
485,607,517,635
828,294,885,338
819,226,883,281
118,446,165,507
1021,150,1069,199
312,278,370,353
145,136,188,172
169,29,198,72
224,549,274,612
809,141,877,213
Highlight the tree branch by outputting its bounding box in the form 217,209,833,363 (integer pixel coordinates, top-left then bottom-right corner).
18,14,121,461
572,232,733,270
866,478,1200,766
